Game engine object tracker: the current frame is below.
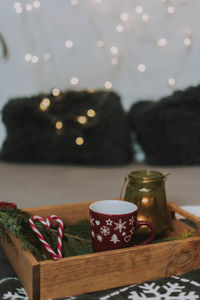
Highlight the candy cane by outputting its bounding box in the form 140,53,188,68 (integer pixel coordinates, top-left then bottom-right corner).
29,215,63,260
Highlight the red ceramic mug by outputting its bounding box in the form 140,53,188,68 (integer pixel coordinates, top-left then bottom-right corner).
89,200,155,252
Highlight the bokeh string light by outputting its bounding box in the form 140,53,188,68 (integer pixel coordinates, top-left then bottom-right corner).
71,0,79,6
168,78,176,86
76,137,84,146
14,1,40,13
52,88,60,97
38,88,99,147
87,109,96,117
116,25,124,33
70,77,79,86
137,64,146,72
55,120,63,130
33,1,40,8
97,40,104,47
167,6,176,14
120,12,130,22
13,0,195,97
40,97,50,111
157,38,168,47
104,81,112,89
65,40,74,48
77,116,87,124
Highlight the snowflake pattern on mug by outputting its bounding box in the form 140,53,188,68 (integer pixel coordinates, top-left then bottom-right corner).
106,219,113,226
100,226,110,236
129,215,136,226
97,234,103,242
90,214,136,244
114,219,127,233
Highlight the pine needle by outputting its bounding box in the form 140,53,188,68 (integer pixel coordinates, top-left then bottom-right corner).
0,207,92,260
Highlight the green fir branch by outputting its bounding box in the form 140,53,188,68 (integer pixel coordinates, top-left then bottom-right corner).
0,207,92,260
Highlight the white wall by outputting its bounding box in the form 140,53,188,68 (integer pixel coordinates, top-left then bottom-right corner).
0,0,200,147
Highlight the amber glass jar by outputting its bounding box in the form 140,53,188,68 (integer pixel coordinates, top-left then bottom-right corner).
123,169,171,237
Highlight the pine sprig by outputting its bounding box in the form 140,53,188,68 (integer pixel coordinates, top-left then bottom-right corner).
0,208,48,259
152,230,196,243
0,207,92,260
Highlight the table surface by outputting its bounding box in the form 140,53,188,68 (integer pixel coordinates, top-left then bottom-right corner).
1,206,200,300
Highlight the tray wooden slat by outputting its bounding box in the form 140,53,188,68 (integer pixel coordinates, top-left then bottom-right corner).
38,237,200,299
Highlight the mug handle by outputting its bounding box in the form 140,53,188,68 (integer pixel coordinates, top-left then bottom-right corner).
135,220,155,245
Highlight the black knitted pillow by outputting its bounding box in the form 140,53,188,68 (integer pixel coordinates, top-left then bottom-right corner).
1,90,133,165
128,85,200,165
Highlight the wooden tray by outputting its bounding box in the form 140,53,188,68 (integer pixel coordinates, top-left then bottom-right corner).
1,201,200,300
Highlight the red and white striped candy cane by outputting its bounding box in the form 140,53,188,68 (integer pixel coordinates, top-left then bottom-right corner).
29,215,63,260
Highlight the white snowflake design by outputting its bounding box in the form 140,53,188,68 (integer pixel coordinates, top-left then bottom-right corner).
100,226,110,236
106,219,113,226
114,219,127,233
91,230,95,237
122,232,126,236
3,287,29,299
129,216,136,226
96,234,103,242
128,282,199,300
110,234,120,244
90,217,95,226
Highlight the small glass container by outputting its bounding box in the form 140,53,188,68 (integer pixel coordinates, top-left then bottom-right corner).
123,169,171,237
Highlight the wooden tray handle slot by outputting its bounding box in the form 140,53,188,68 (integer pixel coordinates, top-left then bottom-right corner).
168,201,200,236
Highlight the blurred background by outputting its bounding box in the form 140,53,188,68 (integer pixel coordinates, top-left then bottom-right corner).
1,0,200,147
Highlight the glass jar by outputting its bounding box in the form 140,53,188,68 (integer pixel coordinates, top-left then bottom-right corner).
123,169,171,237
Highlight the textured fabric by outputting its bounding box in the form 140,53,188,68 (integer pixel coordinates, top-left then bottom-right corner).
0,249,28,299
1,90,132,165
128,84,200,165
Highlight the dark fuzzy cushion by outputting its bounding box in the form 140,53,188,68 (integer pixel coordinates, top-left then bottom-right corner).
1,90,133,165
128,85,200,165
